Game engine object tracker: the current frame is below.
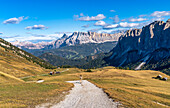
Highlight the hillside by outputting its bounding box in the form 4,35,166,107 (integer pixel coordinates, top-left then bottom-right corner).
0,38,74,107
21,67,170,108
0,38,56,77
39,52,105,67
80,67,170,107
30,41,117,59
0,71,24,84
0,38,55,70
80,20,170,75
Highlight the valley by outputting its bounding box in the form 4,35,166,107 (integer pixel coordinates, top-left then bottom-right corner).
1,67,169,107
0,2,169,107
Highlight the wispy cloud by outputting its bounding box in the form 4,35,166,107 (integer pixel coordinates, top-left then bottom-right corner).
94,21,106,26
151,11,170,17
103,22,140,29
55,32,72,34
25,25,48,30
138,15,147,17
3,16,28,24
109,15,119,23
119,22,140,28
110,10,116,12
103,24,119,29
88,28,102,32
77,14,106,21
82,24,90,28
129,17,148,22
4,33,63,42
0,32,3,35
80,13,84,16
74,15,79,18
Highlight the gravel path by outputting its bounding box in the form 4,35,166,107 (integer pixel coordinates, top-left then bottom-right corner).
51,80,118,108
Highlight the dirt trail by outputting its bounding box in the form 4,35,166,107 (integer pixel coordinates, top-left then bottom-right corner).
51,80,119,108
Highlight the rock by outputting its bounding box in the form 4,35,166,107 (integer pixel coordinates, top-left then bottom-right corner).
156,75,162,79
107,19,170,67
162,77,168,81
12,31,124,50
48,31,124,49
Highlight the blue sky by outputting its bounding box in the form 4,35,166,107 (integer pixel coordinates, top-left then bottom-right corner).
0,0,170,42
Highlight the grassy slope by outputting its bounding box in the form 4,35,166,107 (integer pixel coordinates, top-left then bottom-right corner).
0,45,76,107
1,57,170,108
0,46,50,77
0,68,83,107
0,38,55,69
24,67,170,107
78,67,170,108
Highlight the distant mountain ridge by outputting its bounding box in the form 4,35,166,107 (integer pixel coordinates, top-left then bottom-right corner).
81,19,170,75
11,40,54,49
12,31,124,50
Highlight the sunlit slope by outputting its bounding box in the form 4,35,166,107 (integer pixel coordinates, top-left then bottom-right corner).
0,46,50,77
0,71,24,83
79,67,170,108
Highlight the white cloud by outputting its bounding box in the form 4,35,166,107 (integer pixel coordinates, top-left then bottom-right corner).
94,21,106,26
3,16,27,24
151,17,165,22
119,22,140,28
88,28,102,32
4,33,63,42
25,25,48,30
77,14,106,21
0,32,3,35
110,10,116,12
103,22,140,29
151,11,170,17
129,17,148,22
80,13,84,16
82,24,90,28
109,15,119,23
103,24,119,29
74,15,79,18
139,15,147,17
121,19,126,22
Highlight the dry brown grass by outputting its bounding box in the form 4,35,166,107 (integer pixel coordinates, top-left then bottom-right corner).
1,48,169,108
0,68,83,107
0,47,50,78
75,67,170,108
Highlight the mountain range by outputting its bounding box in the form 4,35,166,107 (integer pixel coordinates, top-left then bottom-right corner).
82,19,170,75
9,19,170,75
12,31,124,50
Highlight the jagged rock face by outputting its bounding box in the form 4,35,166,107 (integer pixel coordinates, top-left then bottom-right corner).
12,32,123,50
45,31,123,49
108,19,170,67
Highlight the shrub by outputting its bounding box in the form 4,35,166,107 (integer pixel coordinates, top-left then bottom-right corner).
86,69,92,72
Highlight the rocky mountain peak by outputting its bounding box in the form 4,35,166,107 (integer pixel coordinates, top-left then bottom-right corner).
108,19,170,67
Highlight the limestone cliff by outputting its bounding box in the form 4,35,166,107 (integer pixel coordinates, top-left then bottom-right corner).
107,19,170,68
